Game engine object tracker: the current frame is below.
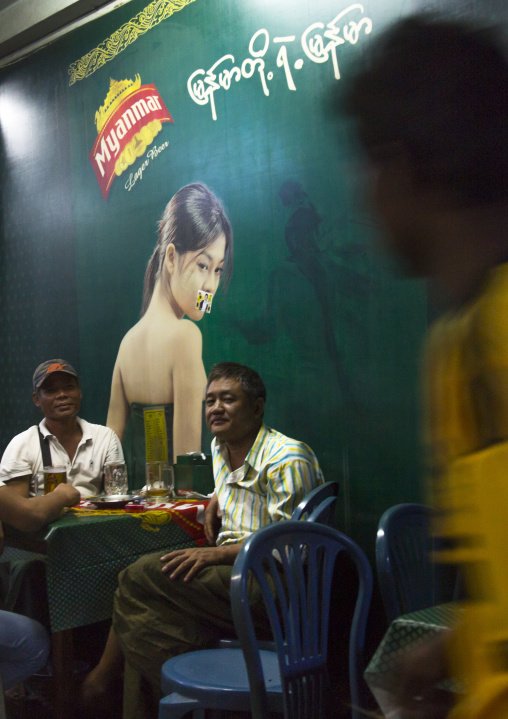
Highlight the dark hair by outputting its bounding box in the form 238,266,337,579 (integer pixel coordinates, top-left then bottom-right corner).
206,362,267,403
341,14,508,206
141,183,233,315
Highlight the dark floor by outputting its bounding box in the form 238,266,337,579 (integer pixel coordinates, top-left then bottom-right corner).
4,685,381,719
5,619,116,719
3,609,385,719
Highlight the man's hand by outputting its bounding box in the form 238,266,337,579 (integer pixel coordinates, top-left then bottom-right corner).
160,543,241,582
204,492,222,546
52,483,81,507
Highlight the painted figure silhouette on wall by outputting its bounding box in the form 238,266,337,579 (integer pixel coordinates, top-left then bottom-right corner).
237,182,373,398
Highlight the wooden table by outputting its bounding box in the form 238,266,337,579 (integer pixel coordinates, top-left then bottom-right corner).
3,500,208,719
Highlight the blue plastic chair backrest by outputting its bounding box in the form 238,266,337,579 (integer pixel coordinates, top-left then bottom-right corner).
230,521,373,719
291,481,339,522
307,495,338,526
217,489,339,654
376,503,458,623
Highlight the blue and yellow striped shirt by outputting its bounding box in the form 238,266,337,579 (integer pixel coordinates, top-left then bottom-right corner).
213,423,324,545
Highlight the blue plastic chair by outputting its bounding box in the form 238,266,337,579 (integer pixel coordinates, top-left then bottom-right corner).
159,521,373,719
307,495,338,525
376,503,460,624
0,676,5,719
291,481,339,522
217,486,339,651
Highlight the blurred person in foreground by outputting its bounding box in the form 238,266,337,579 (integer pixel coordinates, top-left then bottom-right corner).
342,14,508,719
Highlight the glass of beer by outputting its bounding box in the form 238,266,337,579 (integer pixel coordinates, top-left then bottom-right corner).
43,467,67,494
104,462,128,495
145,462,174,504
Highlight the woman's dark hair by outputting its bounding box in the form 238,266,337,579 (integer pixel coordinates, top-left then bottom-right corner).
341,14,508,206
141,183,233,315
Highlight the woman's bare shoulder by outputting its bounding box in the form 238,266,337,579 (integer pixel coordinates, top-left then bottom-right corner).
115,318,201,367
172,319,203,343
113,322,149,368
113,323,139,362
171,322,203,366
118,321,143,345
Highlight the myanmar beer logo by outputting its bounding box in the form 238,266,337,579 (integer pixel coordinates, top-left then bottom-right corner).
90,75,173,200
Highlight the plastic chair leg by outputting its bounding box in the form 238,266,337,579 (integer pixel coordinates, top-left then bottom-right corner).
0,675,5,719
158,691,204,719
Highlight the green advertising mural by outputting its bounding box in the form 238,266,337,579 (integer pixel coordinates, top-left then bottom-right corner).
0,0,433,550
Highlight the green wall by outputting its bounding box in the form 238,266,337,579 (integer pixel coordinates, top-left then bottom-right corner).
0,0,463,553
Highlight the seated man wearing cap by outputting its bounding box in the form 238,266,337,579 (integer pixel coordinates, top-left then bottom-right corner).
0,359,124,502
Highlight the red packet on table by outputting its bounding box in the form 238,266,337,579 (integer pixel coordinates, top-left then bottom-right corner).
125,503,145,513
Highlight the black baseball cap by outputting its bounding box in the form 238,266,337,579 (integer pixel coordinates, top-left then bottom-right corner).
33,359,79,390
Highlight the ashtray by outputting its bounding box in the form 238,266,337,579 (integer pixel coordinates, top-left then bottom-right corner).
89,495,133,509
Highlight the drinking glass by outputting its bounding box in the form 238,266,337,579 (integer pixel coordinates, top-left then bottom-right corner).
34,471,45,496
42,467,67,494
104,462,128,495
145,462,174,504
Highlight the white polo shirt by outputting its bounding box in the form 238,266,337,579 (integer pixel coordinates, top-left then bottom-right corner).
0,417,124,497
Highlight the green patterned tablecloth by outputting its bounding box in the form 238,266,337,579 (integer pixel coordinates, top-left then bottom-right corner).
49,511,204,632
5,503,207,633
364,604,459,695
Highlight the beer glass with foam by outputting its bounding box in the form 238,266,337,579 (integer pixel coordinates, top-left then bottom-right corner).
145,462,174,504
43,467,67,494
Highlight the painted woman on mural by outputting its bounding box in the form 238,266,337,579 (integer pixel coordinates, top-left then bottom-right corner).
107,183,233,484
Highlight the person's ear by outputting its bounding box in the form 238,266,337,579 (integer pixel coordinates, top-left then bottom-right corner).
253,397,265,420
164,243,177,276
33,391,41,409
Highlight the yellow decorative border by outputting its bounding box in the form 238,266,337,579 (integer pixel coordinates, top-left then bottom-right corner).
68,0,197,86
132,508,203,533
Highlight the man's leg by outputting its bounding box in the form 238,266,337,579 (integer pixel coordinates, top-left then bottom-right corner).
113,552,237,691
80,552,236,718
0,610,50,689
79,625,124,706
122,660,160,719
84,551,271,718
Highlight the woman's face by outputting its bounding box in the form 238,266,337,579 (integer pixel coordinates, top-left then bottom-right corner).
170,233,227,321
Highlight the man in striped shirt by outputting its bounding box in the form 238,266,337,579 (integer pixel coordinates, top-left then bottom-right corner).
82,362,324,718
163,362,324,579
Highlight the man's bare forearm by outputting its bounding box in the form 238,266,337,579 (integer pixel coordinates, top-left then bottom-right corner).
0,481,80,532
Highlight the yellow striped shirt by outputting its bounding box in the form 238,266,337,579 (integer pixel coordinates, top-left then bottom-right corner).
213,423,324,545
